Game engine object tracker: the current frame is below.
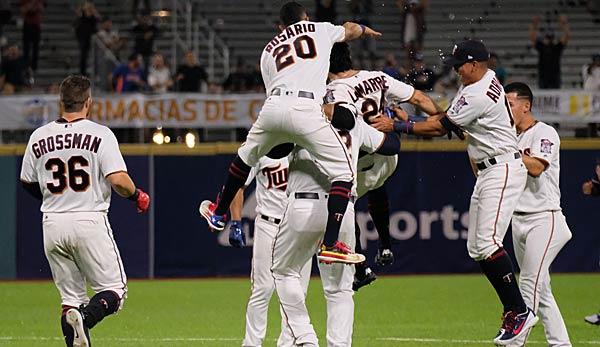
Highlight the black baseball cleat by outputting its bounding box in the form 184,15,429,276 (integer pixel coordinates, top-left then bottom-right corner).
65,308,91,347
374,248,394,266
352,267,377,291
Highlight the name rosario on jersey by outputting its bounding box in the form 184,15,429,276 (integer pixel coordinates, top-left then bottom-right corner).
32,133,102,159
264,23,316,54
262,164,288,190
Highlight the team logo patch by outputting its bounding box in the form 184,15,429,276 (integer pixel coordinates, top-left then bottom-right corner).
324,89,335,104
540,139,553,154
452,96,468,113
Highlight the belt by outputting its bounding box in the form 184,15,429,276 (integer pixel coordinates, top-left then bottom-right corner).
271,88,314,99
260,214,281,224
476,152,521,171
294,192,355,203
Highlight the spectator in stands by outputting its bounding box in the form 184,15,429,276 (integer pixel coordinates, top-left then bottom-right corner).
132,0,151,19
397,0,428,60
20,0,44,71
223,59,252,92
148,52,172,93
488,52,507,85
349,0,376,69
96,17,125,90
404,52,436,91
382,52,403,80
315,0,336,23
175,50,208,92
529,14,571,89
74,2,100,76
132,10,159,67
0,44,30,93
582,53,600,91
0,0,11,47
111,53,145,93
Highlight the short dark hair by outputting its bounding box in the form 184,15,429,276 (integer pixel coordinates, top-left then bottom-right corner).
59,75,91,113
280,2,306,26
329,42,352,73
504,82,533,104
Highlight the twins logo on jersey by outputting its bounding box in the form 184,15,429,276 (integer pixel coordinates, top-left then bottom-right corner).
540,139,554,154
452,96,469,113
262,164,288,190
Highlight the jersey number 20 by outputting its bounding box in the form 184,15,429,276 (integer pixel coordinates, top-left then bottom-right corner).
45,156,90,194
273,35,317,72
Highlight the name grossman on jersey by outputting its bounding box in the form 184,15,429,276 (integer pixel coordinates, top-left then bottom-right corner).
31,133,102,158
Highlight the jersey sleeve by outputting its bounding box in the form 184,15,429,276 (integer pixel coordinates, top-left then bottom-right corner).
529,125,560,164
357,119,385,153
385,75,415,102
244,166,258,186
446,92,485,127
20,137,38,183
98,129,127,177
324,82,353,104
322,22,345,43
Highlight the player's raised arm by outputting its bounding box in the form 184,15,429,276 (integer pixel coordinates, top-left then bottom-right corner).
408,90,445,116
342,22,381,41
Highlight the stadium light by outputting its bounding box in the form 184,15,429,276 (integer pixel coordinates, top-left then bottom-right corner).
164,136,171,144
185,131,196,148
152,128,164,145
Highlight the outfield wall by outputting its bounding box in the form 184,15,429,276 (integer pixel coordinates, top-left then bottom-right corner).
1,141,599,279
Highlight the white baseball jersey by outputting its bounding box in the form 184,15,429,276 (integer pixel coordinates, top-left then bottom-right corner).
287,117,384,196
447,69,519,162
260,20,345,100
515,121,562,213
20,118,127,213
325,70,415,120
244,156,289,219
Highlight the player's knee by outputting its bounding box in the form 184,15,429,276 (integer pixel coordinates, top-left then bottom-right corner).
467,241,498,261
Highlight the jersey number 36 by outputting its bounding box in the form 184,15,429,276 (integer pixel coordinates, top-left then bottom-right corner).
45,156,91,194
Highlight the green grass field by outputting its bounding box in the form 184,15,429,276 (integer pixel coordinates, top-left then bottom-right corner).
1,274,598,346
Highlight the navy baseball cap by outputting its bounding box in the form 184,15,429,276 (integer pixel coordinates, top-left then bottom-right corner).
443,39,490,66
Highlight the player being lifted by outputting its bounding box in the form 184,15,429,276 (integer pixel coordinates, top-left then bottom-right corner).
199,1,381,263
20,75,150,347
374,40,538,345
325,42,446,290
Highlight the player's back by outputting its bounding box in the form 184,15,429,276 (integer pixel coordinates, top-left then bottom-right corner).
21,119,125,213
260,20,345,101
326,70,414,122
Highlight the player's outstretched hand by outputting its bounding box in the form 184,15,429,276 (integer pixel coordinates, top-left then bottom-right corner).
129,188,150,213
228,221,246,248
371,116,395,133
362,25,382,38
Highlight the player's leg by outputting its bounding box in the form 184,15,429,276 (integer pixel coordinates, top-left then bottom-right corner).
75,213,127,332
289,103,355,254
368,185,395,266
201,100,286,229
278,257,312,347
352,220,376,291
271,195,326,346
318,204,356,347
466,162,536,344
43,214,91,347
243,217,279,347
517,212,572,346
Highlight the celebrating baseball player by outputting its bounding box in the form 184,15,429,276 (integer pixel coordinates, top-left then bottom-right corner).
325,42,446,290
504,82,572,346
271,104,401,346
226,156,312,347
200,1,382,264
19,75,150,347
377,40,538,345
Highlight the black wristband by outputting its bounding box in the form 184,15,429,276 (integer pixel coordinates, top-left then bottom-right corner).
127,188,139,201
393,120,414,135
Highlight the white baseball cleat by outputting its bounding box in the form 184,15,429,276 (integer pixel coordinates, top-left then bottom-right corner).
66,308,89,347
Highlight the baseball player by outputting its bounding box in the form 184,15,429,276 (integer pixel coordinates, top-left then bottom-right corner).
225,155,312,347
19,75,150,347
373,40,538,345
324,42,446,290
272,105,401,346
582,161,600,326
200,1,382,264
503,82,572,346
